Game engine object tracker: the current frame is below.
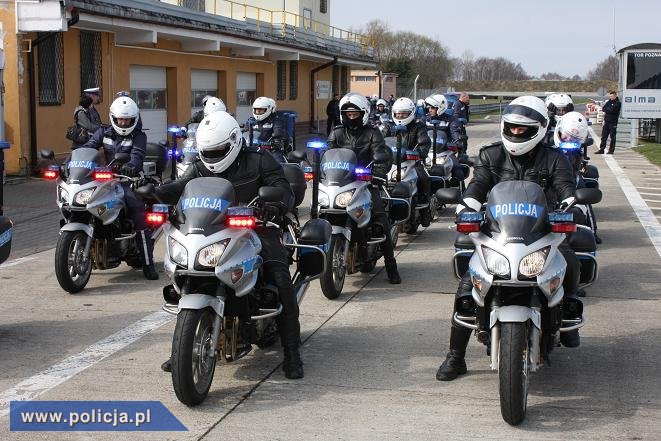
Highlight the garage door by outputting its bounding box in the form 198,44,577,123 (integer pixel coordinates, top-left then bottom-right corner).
130,65,167,143
191,69,218,116
235,72,256,125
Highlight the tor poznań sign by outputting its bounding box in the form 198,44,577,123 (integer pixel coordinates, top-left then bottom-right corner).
622,50,661,118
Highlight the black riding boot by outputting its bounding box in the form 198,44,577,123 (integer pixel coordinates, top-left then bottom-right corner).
269,266,304,379
436,325,471,381
136,229,158,280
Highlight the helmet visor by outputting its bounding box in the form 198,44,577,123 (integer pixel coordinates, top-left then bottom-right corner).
394,110,412,120
199,142,232,163
113,116,136,128
503,121,540,142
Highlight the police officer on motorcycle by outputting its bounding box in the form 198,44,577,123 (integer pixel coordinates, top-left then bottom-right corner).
152,111,304,379
183,96,227,129
391,97,433,227
246,96,289,161
436,96,582,381
78,96,158,280
328,93,401,284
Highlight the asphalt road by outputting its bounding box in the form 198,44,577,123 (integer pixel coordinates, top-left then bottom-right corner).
0,121,660,440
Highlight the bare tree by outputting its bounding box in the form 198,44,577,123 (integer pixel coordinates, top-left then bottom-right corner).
586,55,618,81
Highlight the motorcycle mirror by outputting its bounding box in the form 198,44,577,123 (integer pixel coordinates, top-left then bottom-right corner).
258,186,287,203
287,150,306,163
574,188,602,205
114,152,131,164
435,188,461,204
40,149,55,160
373,150,391,164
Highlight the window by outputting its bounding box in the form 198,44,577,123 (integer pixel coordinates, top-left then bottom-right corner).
277,60,287,100
341,66,349,95
303,8,312,30
191,90,217,108
626,52,661,89
320,0,328,14
236,90,256,106
180,0,204,12
130,89,167,109
289,61,298,100
353,76,375,82
80,31,102,101
38,32,64,105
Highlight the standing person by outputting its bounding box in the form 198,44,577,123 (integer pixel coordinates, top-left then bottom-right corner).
451,92,470,153
595,91,621,155
388,94,396,108
326,93,340,135
68,95,95,149
83,87,103,129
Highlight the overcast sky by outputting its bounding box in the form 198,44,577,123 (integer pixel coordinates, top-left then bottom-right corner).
331,0,659,77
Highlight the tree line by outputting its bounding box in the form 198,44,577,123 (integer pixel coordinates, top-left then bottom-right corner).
357,20,618,94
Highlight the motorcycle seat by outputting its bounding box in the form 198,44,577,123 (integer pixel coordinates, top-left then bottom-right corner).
454,232,475,250
299,218,332,245
583,164,599,179
429,164,448,177
282,163,306,207
568,226,597,253
390,182,411,199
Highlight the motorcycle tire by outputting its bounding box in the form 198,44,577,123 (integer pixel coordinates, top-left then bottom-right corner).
171,308,217,406
54,231,92,293
319,235,346,300
498,322,530,426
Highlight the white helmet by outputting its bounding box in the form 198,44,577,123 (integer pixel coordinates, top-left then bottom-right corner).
201,95,213,106
196,111,242,173
424,94,448,115
203,97,227,116
500,96,549,156
391,97,416,126
547,93,574,117
339,93,370,128
553,111,588,147
376,98,388,109
109,96,139,136
252,96,276,121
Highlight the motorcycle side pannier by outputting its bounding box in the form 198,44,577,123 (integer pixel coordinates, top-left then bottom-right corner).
298,218,331,276
0,216,13,265
389,182,411,221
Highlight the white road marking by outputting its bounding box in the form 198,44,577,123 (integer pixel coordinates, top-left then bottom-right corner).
0,256,36,268
0,310,174,418
643,199,661,204
639,192,661,196
604,155,661,259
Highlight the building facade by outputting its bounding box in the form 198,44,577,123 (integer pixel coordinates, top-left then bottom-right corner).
350,70,397,99
2,0,374,174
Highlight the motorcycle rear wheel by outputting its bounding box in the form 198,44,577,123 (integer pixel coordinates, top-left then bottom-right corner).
498,322,530,426
171,308,217,406
54,231,92,293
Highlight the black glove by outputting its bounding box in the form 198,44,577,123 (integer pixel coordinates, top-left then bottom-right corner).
120,163,138,177
261,202,285,221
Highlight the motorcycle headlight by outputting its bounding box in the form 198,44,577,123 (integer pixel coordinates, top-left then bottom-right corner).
168,236,188,267
519,247,550,278
481,246,510,277
318,190,330,208
74,187,96,206
196,239,230,268
335,189,355,208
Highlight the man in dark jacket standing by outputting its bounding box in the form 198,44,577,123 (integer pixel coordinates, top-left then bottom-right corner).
595,91,621,155
326,94,340,135
83,87,103,128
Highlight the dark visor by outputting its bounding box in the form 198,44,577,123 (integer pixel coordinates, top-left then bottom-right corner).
503,104,548,127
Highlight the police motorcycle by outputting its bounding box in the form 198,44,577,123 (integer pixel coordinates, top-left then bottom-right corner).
41,148,161,293
384,125,429,235
436,181,602,425
175,123,199,178
425,119,471,218
139,176,330,406
299,141,409,300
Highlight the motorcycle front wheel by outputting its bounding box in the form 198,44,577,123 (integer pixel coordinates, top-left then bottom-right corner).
171,308,217,406
54,231,92,293
320,235,346,300
498,322,530,426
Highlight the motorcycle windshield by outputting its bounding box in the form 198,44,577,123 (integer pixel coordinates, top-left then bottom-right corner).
181,137,198,164
320,148,357,186
484,181,550,245
177,177,235,235
67,148,99,183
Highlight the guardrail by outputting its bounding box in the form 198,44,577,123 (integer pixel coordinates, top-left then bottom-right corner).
469,103,504,115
